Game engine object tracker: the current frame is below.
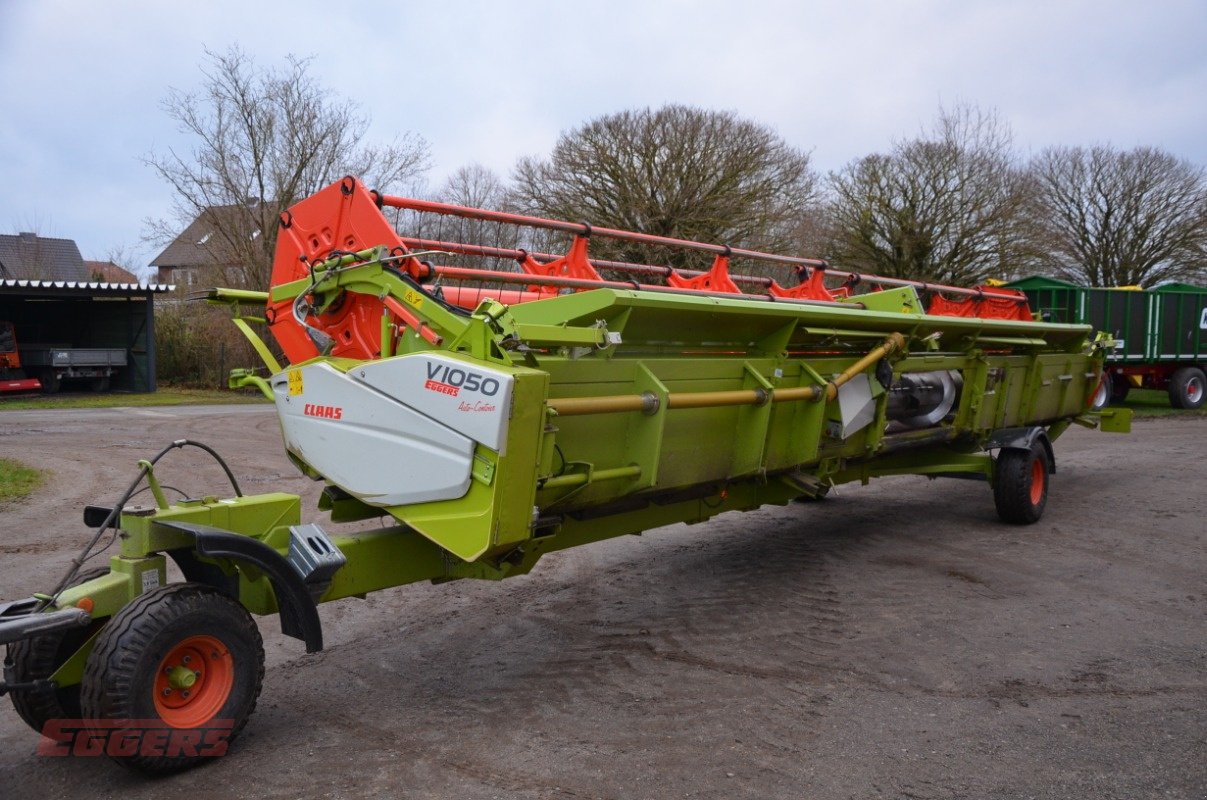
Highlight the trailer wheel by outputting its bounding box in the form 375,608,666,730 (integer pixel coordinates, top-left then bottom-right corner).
39,368,60,394
993,441,1049,524
89,377,111,392
1168,367,1206,410
80,583,264,773
1109,373,1130,403
6,567,111,735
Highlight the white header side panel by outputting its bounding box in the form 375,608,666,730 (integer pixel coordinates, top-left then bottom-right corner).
355,353,514,454
273,362,474,507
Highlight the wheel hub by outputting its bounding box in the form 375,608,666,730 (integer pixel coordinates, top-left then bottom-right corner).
166,665,198,690
153,635,234,728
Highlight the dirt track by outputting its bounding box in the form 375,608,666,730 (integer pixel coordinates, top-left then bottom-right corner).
0,405,1203,799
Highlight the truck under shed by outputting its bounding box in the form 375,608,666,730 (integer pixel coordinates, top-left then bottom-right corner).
0,279,174,393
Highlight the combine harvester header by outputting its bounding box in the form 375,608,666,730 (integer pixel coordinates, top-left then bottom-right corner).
239,177,1124,563
0,176,1129,772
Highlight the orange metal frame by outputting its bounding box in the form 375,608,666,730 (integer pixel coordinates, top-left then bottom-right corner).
267,177,1033,365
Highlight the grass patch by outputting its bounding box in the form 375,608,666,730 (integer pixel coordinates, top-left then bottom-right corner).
1116,388,1207,419
0,457,43,505
0,388,269,411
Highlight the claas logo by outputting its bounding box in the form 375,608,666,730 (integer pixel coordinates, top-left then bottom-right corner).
303,403,343,420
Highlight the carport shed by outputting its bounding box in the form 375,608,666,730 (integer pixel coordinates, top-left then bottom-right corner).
0,279,174,392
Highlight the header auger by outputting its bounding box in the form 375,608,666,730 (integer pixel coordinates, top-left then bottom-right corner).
2,176,1129,772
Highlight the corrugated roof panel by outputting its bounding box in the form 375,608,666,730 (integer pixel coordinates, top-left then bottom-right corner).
0,278,175,293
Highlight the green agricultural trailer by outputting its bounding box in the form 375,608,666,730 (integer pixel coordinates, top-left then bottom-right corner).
1,178,1130,772
1007,275,1207,409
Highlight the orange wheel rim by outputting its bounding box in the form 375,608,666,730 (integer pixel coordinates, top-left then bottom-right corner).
1029,459,1045,506
153,635,234,728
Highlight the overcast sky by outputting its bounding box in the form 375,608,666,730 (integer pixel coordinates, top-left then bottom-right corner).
1,0,1205,279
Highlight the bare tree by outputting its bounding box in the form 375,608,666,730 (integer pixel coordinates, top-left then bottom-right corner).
1025,145,1207,286
510,105,818,271
438,163,509,210
393,163,522,273
145,46,430,289
401,162,512,244
826,104,1029,286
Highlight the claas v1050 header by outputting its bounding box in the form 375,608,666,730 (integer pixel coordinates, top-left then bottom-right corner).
0,176,1130,772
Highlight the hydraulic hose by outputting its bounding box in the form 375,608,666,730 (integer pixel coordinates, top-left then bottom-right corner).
36,439,242,612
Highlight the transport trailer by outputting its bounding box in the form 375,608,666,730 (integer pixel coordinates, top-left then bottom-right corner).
18,344,126,393
1008,276,1207,409
0,177,1130,772
0,320,125,395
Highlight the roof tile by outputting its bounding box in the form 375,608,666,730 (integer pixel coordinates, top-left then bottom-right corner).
0,233,88,281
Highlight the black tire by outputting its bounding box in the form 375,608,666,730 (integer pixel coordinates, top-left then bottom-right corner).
39,368,60,394
6,567,111,734
993,441,1050,525
89,376,111,393
1168,367,1206,410
80,583,264,774
1109,373,1130,403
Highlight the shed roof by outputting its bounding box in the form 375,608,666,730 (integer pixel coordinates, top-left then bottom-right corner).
0,278,174,296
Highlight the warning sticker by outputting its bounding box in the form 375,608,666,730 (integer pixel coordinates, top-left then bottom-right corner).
141,569,160,594
403,288,425,309
288,369,304,395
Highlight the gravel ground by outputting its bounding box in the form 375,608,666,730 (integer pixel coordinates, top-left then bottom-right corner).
0,405,1203,799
